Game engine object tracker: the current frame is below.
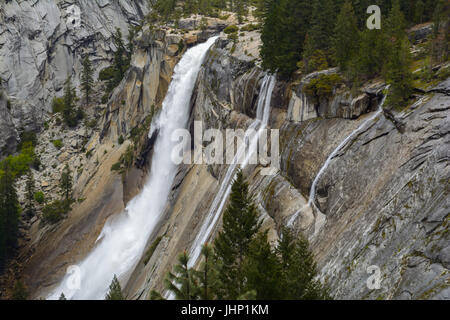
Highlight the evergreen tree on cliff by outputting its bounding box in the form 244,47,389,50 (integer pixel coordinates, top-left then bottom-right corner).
0,163,20,270
81,55,94,106
260,0,313,77
384,0,414,110
332,1,359,71
276,227,330,299
62,78,78,127
105,275,124,300
24,169,35,218
213,170,261,299
59,164,73,212
164,251,197,300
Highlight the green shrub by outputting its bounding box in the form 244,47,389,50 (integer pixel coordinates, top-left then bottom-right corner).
227,32,238,43
34,192,45,204
178,39,185,53
101,94,109,104
224,25,239,34
0,142,37,179
240,24,260,32
98,67,116,81
51,97,65,114
17,131,37,151
42,200,69,224
86,118,97,129
143,236,163,265
302,50,329,73
111,162,121,172
118,135,124,145
111,145,134,173
52,140,63,150
304,74,344,102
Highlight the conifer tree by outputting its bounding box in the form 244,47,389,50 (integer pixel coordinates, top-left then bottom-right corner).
193,243,218,300
62,77,78,127
333,1,359,71
59,164,73,211
242,230,281,299
415,0,425,23
59,292,67,300
112,28,127,85
24,169,35,218
105,275,124,300
276,227,330,300
213,170,261,299
164,251,197,300
260,0,313,77
307,0,334,53
81,55,94,105
0,163,20,269
11,280,28,300
384,0,414,110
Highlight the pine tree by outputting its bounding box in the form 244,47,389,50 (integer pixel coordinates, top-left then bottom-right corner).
11,280,28,300
105,275,124,300
62,77,78,127
242,230,281,299
193,243,218,300
307,0,334,53
59,164,73,212
0,163,20,270
59,292,67,300
276,227,330,299
385,0,414,110
81,55,94,106
333,1,359,71
213,170,261,299
112,28,127,85
24,169,35,218
260,0,313,77
164,251,197,300
415,0,425,23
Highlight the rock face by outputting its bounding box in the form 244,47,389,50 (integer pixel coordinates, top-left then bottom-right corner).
124,35,449,300
280,92,449,299
0,89,17,155
0,0,149,156
287,69,383,122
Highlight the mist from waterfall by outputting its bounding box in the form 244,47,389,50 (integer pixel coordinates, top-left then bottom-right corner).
47,36,218,300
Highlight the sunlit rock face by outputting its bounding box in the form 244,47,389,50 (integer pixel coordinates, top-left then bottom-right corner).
0,0,149,156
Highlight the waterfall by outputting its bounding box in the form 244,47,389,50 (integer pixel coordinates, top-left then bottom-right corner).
187,74,276,268
47,36,218,300
288,92,389,226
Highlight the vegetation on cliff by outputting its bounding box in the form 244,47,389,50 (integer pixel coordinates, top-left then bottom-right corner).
151,171,330,300
260,0,449,109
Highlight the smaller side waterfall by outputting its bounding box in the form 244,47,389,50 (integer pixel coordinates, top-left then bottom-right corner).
288,92,389,226
187,74,276,268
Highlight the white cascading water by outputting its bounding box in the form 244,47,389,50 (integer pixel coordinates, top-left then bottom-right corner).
187,74,276,268
288,91,389,226
47,36,219,300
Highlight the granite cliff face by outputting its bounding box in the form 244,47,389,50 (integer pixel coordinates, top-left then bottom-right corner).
0,0,149,156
